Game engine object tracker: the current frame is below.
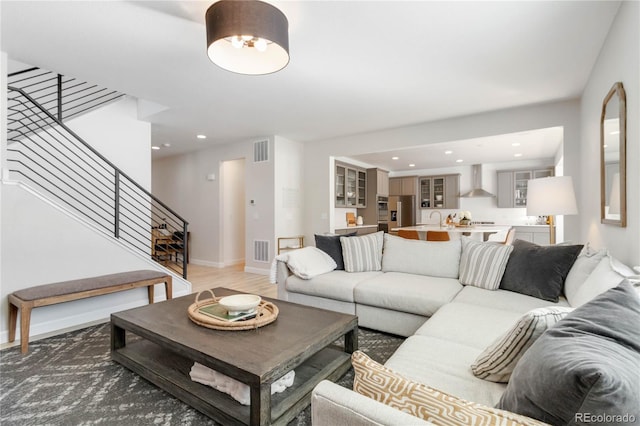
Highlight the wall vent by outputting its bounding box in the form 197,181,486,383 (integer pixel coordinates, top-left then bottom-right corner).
254,240,269,262
253,140,269,163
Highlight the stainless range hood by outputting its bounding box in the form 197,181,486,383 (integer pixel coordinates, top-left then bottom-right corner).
461,164,496,198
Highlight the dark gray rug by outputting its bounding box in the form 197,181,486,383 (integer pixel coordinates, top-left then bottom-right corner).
0,323,403,425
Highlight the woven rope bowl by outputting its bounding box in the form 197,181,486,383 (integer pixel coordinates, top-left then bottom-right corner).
187,289,278,331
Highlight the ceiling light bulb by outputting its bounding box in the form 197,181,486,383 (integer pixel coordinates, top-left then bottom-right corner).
254,38,268,52
241,35,253,42
231,36,244,49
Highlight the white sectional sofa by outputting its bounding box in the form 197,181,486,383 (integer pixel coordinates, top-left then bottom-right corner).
275,232,639,425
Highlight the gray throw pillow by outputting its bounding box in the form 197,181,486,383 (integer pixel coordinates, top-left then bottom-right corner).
497,280,640,425
499,239,583,302
314,232,356,270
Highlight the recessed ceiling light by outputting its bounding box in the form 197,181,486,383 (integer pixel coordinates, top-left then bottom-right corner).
197,134,207,139
511,142,521,147
444,150,453,155
409,163,415,167
162,143,171,147
514,153,523,157
392,156,399,160
456,159,463,163
151,146,160,150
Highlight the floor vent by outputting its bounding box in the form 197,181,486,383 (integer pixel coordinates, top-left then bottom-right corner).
253,140,269,163
254,240,269,262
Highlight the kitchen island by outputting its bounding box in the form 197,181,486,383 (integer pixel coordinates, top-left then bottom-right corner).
391,224,512,241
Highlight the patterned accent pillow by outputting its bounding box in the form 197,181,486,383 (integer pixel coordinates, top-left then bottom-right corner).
351,351,549,426
471,306,574,382
459,238,513,290
340,231,384,272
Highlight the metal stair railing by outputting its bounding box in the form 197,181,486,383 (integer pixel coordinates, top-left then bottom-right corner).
6,84,189,278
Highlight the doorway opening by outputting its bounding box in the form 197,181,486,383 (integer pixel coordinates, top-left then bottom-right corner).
221,158,246,266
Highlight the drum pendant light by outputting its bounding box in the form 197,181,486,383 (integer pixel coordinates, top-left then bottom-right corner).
205,0,289,75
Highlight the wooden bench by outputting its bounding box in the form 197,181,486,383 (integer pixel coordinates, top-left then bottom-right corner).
8,270,173,354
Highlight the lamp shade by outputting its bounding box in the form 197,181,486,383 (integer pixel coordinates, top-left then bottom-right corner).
526,176,578,216
206,0,289,75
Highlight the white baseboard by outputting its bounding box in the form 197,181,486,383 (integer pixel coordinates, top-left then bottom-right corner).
190,258,225,268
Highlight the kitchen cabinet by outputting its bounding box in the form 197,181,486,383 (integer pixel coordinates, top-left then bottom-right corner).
335,225,378,236
376,169,389,196
357,168,389,227
513,226,551,245
497,168,554,208
389,176,417,196
336,162,366,207
419,174,460,209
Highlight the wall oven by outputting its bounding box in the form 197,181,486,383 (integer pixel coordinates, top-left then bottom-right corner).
377,196,389,231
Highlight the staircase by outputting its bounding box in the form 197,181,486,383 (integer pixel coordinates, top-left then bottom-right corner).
6,68,189,278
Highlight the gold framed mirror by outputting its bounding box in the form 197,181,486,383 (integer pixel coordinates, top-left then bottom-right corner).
600,82,626,227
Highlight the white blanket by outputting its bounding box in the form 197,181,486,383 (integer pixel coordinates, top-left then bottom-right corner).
190,363,295,405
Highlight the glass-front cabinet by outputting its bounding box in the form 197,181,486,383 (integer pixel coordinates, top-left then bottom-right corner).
514,171,531,207
336,161,367,208
419,174,460,209
497,167,554,208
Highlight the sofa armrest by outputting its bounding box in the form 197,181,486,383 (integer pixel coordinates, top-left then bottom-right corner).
276,260,291,300
311,380,433,426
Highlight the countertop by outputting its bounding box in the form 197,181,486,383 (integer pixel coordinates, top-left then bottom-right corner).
334,224,378,230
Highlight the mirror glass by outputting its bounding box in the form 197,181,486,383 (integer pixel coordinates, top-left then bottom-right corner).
601,82,626,227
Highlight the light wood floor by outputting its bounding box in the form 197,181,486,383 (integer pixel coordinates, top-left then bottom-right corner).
187,263,275,298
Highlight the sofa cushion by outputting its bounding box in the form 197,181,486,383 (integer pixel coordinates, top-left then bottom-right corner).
471,306,573,383
382,233,461,278
452,286,570,314
341,231,384,272
286,270,383,302
498,281,640,425
352,351,548,426
354,272,462,317
499,239,583,302
414,302,525,350
459,238,513,290
277,246,336,279
314,232,356,270
563,246,607,303
568,254,628,307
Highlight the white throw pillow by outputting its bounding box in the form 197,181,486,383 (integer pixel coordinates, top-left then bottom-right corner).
382,233,461,278
279,246,336,279
569,255,629,307
459,238,513,290
471,306,574,382
341,231,384,272
563,246,607,303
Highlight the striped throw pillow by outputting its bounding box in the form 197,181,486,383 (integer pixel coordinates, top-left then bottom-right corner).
472,306,573,382
459,238,513,290
352,351,549,426
340,231,383,272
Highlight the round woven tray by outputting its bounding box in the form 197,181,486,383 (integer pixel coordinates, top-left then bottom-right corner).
187,289,279,331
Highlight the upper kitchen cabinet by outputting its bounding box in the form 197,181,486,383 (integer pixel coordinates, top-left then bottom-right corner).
497,168,554,208
419,174,460,209
375,169,389,196
389,176,417,196
336,161,367,208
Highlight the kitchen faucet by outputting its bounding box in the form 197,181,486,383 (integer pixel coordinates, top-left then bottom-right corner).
429,211,443,228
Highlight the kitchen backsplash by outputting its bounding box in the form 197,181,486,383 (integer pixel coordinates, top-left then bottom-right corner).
418,197,539,226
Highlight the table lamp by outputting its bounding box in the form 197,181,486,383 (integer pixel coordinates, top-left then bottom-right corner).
526,176,578,245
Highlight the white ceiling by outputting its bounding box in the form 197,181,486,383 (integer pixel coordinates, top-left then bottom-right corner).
1,1,620,165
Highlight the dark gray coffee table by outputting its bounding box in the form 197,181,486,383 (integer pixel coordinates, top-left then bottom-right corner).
111,288,358,426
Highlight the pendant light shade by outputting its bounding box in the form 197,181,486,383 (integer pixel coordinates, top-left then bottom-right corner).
206,0,289,75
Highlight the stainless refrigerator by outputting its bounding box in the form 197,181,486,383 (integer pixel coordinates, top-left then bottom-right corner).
389,195,416,229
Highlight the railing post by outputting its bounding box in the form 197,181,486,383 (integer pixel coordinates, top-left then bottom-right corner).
182,222,188,279
57,74,63,121
114,170,120,239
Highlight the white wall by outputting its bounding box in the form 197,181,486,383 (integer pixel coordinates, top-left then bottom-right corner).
303,99,581,246
274,136,304,241
580,1,639,267
222,158,245,266
152,137,277,273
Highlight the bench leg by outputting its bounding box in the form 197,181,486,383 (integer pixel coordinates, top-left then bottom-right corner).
147,285,154,304
20,306,32,354
165,277,173,300
8,302,18,343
